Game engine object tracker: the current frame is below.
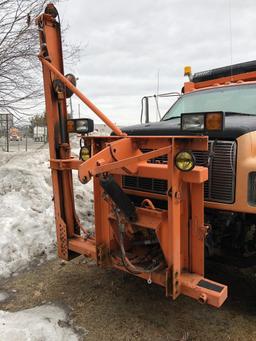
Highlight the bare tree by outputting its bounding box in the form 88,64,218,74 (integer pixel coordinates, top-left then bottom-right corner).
0,0,79,122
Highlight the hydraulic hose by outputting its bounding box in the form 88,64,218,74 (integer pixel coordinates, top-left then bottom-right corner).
114,209,163,275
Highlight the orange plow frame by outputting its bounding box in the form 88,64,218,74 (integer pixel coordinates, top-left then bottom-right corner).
37,4,227,308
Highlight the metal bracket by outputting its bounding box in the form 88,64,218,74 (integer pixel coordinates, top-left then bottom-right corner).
97,243,111,267
50,158,82,170
56,218,69,260
78,138,171,183
165,267,173,297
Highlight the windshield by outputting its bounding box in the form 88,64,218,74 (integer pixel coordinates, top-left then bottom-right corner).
162,84,256,120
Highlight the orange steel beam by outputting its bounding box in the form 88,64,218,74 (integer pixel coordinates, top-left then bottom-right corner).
180,273,228,307
37,12,77,256
68,236,97,259
39,57,125,137
50,158,82,170
80,145,171,180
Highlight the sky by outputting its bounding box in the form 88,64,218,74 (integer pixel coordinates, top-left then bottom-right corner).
57,0,256,126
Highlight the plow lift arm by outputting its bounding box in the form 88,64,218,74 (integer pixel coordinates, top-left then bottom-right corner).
36,4,227,307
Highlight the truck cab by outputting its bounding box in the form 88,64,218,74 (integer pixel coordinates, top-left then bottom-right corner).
122,61,256,262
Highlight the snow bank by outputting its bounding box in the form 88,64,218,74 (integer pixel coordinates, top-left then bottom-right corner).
0,148,55,278
0,304,84,340
0,142,94,278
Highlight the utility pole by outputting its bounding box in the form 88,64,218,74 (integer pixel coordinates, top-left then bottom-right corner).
6,114,9,152
69,97,73,118
25,127,28,152
78,103,81,118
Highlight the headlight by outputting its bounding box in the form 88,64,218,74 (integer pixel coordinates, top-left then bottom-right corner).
181,112,224,132
175,151,195,172
181,114,204,131
76,119,89,133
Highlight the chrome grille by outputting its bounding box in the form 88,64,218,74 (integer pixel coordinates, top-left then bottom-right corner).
193,146,210,198
123,140,236,204
193,141,237,203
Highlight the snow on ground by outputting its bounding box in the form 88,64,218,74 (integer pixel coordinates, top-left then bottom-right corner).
0,140,94,279
0,292,9,302
0,304,85,340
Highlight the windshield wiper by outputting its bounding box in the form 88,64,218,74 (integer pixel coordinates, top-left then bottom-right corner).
225,111,255,116
163,112,256,121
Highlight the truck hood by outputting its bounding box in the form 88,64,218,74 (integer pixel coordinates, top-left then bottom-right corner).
121,115,256,140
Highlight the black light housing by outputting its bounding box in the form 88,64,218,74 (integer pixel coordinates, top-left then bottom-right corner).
181,111,225,132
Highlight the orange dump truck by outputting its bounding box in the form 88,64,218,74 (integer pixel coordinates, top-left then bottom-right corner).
37,4,230,308
124,61,256,266
10,127,22,141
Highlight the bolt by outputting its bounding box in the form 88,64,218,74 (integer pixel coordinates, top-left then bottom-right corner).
81,176,87,184
198,293,207,304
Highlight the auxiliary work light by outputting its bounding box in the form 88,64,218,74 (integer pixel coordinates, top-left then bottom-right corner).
80,146,91,161
67,118,94,134
175,151,195,172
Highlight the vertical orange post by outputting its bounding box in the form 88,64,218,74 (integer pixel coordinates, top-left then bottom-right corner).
189,182,205,275
38,12,77,259
167,139,182,299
